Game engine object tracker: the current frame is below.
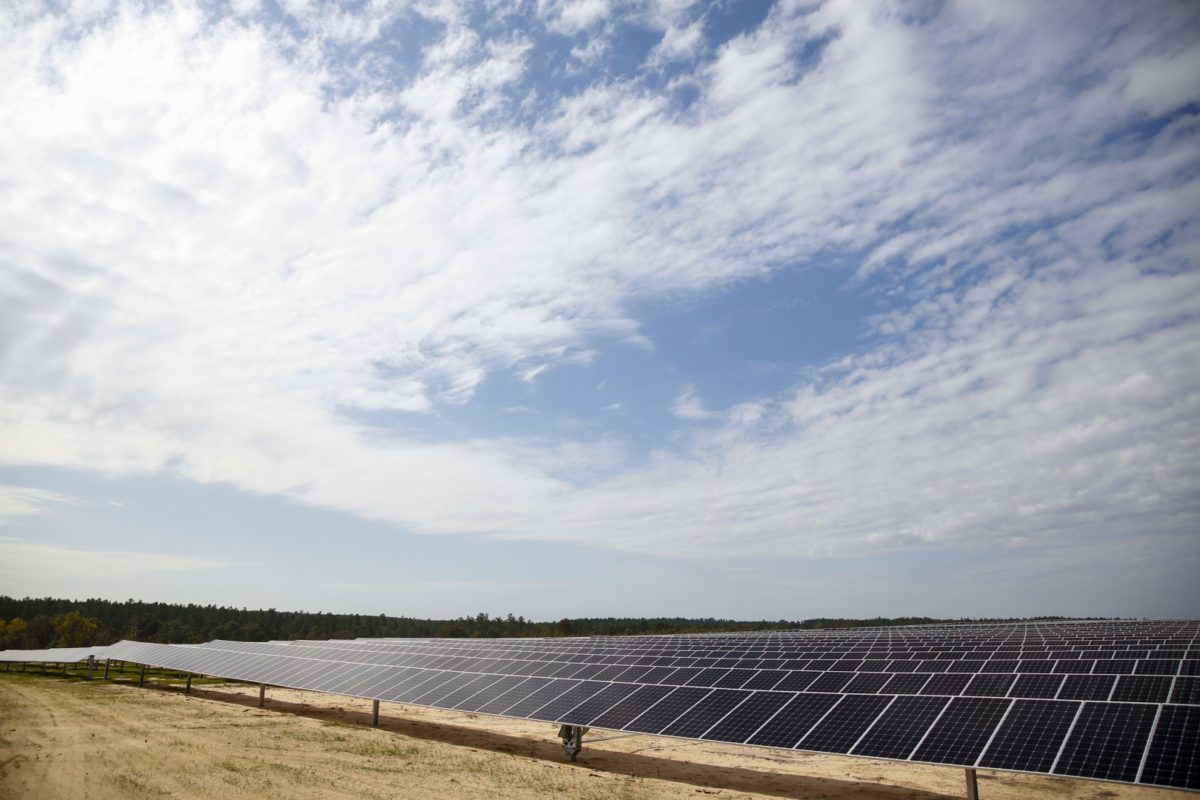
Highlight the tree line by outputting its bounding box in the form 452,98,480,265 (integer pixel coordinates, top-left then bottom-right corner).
0,595,1071,649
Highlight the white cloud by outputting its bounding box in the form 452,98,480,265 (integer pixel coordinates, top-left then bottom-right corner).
0,1,1196,567
671,385,716,421
0,486,74,525
518,364,550,383
645,18,705,68
0,537,242,582
538,0,612,35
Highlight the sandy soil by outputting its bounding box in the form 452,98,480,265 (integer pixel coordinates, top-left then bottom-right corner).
0,673,1189,800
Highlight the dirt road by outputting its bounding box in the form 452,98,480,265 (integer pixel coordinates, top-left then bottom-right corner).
0,674,1186,799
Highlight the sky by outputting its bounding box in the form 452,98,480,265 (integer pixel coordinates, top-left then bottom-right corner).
1,0,1198,622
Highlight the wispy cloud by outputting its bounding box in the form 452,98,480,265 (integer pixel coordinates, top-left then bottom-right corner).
0,0,1195,568
0,486,74,525
0,537,243,582
671,385,716,421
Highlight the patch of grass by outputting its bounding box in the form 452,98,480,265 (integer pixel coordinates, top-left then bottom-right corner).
104,770,167,797
213,757,273,789
343,740,422,758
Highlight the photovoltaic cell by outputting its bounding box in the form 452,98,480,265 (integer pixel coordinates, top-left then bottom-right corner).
1008,673,1064,699
1058,674,1116,701
588,685,674,729
417,673,489,706
740,669,786,690
1171,676,1200,706
842,673,891,694
747,693,841,749
806,671,856,692
1110,675,1173,704
713,669,756,689
1139,705,1200,790
773,671,822,691
661,689,749,738
911,697,1012,765
963,673,1016,697
435,674,505,708
1054,702,1158,783
1136,659,1180,675
471,676,546,713
881,673,930,695
978,699,1079,772
664,667,703,685
399,672,463,703
680,667,726,687
625,687,710,734
853,695,950,760
920,673,972,696
556,682,639,726
797,694,893,753
703,691,793,744
454,675,531,711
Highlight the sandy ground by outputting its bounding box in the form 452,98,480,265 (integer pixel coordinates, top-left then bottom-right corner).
0,673,1190,800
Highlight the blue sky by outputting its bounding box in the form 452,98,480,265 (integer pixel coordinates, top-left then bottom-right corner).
1,0,1198,621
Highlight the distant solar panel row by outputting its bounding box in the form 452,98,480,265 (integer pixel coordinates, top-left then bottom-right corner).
0,646,112,663
97,621,1198,790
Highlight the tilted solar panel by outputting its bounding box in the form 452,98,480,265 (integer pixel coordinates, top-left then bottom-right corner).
98,620,1199,790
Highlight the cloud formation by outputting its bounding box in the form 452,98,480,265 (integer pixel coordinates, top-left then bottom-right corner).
1,0,1197,567
0,536,241,583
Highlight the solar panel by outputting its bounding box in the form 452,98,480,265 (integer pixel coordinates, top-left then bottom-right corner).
94,620,1200,790
977,699,1079,773
1053,702,1158,782
1141,705,1200,789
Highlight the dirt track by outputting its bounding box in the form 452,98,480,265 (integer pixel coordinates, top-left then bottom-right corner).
0,674,1188,799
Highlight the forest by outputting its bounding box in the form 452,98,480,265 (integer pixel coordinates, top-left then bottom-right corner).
0,595,1073,649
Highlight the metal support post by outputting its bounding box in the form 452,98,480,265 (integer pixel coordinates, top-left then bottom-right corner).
558,724,586,762
103,660,110,680
186,675,192,693
258,683,266,707
42,662,47,674
139,665,146,687
372,699,380,726
965,768,979,800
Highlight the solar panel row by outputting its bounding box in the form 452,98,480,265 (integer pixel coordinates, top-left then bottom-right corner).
98,621,1199,790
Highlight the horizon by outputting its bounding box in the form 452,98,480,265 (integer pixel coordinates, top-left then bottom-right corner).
1,0,1198,620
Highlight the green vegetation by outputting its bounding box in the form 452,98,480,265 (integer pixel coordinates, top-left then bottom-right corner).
0,595,1083,648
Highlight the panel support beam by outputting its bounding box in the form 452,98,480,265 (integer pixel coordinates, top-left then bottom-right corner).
372,699,380,727
558,724,586,762
258,683,266,707
103,659,110,680
186,675,193,693
139,665,146,687
965,768,979,800
86,656,94,681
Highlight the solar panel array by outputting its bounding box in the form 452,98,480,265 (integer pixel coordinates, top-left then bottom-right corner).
0,645,113,663
97,620,1199,790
